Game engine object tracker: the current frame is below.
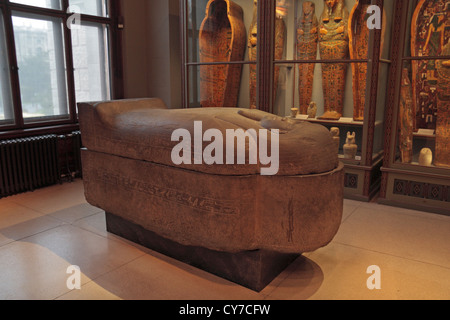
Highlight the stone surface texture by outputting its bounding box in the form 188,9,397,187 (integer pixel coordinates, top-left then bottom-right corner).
79,98,344,254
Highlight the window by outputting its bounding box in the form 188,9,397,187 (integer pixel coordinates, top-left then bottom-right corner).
10,0,61,10
0,10,14,124
13,12,69,121
68,0,108,17
0,0,121,134
71,21,110,103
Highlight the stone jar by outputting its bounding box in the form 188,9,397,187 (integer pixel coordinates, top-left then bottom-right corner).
419,148,433,167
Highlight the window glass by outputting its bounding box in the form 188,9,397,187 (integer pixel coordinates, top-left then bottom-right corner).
71,22,111,103
10,0,61,10
68,0,108,17
0,11,14,124
13,12,69,121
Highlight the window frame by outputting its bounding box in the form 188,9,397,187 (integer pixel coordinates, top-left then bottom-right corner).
0,0,123,138
0,5,15,126
71,20,112,106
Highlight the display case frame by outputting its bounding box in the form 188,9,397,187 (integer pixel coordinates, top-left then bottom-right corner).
275,0,394,201
180,0,260,110
180,0,396,201
380,0,450,215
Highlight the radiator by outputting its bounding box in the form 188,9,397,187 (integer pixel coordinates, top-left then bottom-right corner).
0,131,83,199
58,131,83,182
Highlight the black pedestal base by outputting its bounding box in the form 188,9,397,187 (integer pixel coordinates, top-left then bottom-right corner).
105,212,300,292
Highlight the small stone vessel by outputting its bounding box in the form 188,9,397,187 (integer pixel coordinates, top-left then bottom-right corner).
419,148,433,167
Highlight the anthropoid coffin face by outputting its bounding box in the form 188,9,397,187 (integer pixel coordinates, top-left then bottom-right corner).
326,0,337,9
303,1,315,15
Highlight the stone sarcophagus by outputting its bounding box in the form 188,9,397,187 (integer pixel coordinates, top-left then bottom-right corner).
78,98,344,291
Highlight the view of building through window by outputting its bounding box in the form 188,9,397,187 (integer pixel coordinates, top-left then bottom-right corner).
13,13,69,120
0,0,112,126
10,0,61,10
71,22,111,104
10,0,108,16
68,0,108,17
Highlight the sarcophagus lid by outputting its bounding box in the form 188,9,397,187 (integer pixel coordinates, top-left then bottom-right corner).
78,98,339,177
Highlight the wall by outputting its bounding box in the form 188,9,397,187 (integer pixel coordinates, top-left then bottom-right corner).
121,0,150,99
121,0,182,108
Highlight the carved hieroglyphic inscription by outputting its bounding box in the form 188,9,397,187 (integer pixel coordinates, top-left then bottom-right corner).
92,168,240,215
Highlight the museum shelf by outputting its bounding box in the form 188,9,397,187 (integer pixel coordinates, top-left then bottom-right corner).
272,0,395,201
379,0,450,215
180,0,396,201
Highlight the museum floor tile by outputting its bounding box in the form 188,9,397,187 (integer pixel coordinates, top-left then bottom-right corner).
0,179,449,300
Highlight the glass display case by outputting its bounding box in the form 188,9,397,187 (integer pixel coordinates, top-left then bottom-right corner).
273,0,394,201
180,0,396,201
181,0,257,109
380,0,450,215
